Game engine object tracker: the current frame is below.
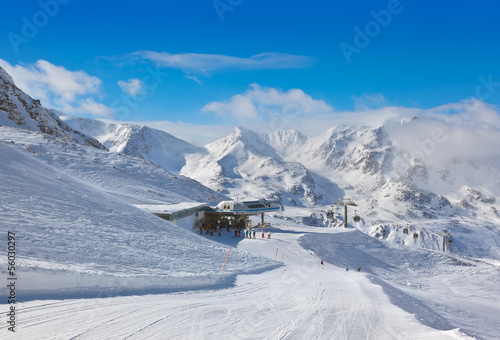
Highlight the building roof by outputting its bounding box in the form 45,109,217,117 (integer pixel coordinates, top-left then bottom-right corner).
134,202,209,221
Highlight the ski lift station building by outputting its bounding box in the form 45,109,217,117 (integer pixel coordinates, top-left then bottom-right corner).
135,198,283,231
134,202,209,231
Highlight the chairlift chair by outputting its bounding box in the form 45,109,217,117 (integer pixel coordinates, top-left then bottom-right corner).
353,210,361,222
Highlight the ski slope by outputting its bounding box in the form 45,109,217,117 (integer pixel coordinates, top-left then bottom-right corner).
0,126,272,298
0,125,498,339
3,219,490,339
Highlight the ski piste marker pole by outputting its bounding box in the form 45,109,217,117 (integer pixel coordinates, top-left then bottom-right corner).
221,246,232,272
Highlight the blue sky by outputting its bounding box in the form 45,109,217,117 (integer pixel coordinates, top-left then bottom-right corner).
1,0,499,137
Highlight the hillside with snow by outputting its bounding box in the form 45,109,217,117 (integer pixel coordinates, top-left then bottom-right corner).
0,125,277,298
60,114,202,172
0,67,105,150
1,66,276,297
1,65,500,339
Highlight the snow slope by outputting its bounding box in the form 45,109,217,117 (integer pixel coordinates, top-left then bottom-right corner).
0,126,275,299
2,218,489,339
60,114,202,172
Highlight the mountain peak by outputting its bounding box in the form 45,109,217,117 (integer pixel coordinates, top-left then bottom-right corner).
231,126,259,138
0,67,105,150
400,116,419,125
0,66,15,86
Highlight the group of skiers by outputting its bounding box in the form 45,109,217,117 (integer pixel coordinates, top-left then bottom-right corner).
199,225,272,239
241,229,271,239
199,224,223,236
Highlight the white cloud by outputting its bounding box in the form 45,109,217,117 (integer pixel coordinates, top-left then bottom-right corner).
185,75,202,85
379,99,500,165
202,84,333,122
128,51,316,76
351,93,390,111
104,98,500,161
117,78,144,97
203,94,259,119
200,93,500,165
0,59,113,117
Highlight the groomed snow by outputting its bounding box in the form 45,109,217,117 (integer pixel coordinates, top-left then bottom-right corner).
2,219,488,339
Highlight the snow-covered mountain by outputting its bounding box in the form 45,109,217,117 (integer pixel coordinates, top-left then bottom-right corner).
0,66,105,150
284,122,500,221
181,127,342,206
2,63,500,339
64,109,500,234
60,115,202,172
2,64,285,300
5,55,495,255
0,125,271,297
258,121,500,258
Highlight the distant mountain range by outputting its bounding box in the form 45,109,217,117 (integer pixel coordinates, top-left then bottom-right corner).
2,64,500,230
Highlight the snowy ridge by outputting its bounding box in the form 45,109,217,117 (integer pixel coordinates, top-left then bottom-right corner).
261,129,307,154
0,66,105,150
60,115,202,172
0,66,15,85
275,123,500,220
181,127,341,206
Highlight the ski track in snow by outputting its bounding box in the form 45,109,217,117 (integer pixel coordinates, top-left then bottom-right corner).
2,222,481,340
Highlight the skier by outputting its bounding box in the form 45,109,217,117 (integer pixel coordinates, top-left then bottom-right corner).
218,226,221,237
321,260,324,269
267,231,271,239
262,231,265,238
238,230,241,238
357,267,361,272
253,230,256,239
